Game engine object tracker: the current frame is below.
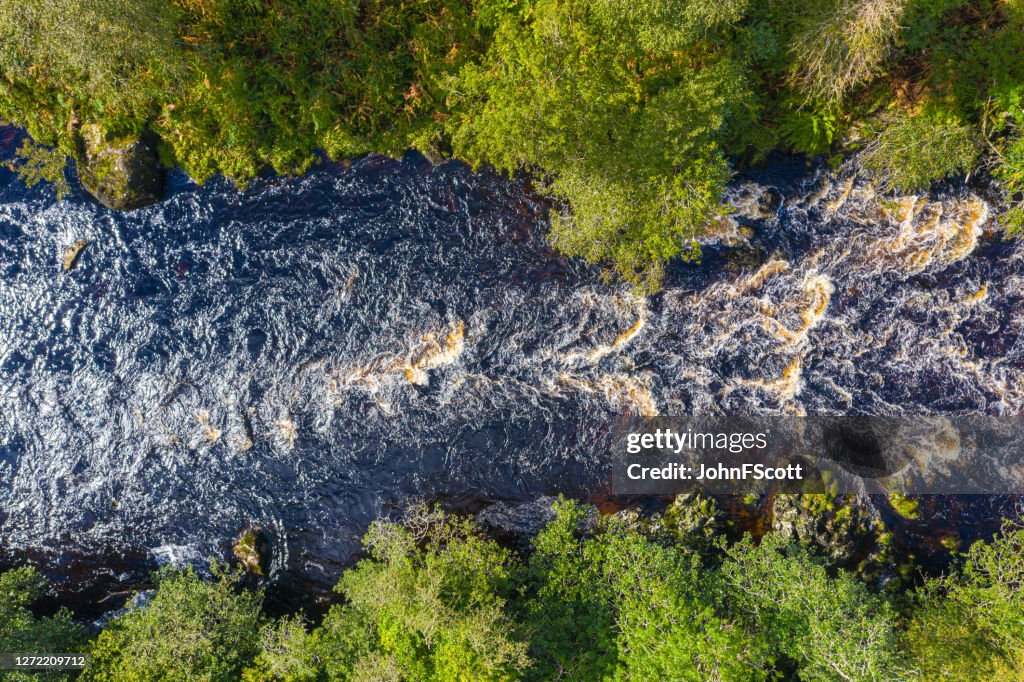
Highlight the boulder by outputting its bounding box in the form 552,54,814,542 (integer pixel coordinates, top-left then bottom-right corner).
609,493,726,553
477,496,597,550
62,240,89,272
771,493,877,565
770,493,902,587
76,123,164,210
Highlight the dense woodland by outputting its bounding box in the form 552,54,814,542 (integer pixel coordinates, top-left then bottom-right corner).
0,0,1022,289
2,499,1023,681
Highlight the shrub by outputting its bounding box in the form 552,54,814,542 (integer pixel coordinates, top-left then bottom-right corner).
859,110,979,193
996,130,1024,235
13,140,71,199
789,0,906,104
82,564,263,682
0,567,87,682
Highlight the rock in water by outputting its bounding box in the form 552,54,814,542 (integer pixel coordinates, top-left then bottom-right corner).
76,123,164,210
477,496,561,545
62,240,89,272
232,526,268,576
477,496,598,550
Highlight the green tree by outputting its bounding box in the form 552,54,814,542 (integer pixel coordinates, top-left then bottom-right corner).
0,567,87,682
447,0,753,291
82,564,263,682
521,501,764,681
906,523,1024,680
722,533,905,681
247,508,530,681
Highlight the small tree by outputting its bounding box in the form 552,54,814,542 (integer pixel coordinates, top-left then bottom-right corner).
790,0,906,104
0,567,87,682
83,564,263,682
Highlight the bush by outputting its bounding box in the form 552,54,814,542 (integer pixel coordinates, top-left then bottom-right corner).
859,110,980,193
906,523,1024,680
13,140,71,199
82,564,263,682
0,568,87,682
996,130,1024,235
789,0,905,104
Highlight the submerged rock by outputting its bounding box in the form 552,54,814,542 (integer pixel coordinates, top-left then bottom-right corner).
76,123,164,210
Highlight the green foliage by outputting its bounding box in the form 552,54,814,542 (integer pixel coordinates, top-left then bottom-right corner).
4,0,1024,282
888,491,920,519
12,140,71,199
996,128,1024,236
8,507,1024,680
788,0,905,105
0,0,184,148
447,0,753,290
779,108,840,155
82,564,263,682
246,507,530,681
521,501,763,681
860,110,979,193
906,523,1024,680
723,533,905,681
0,568,87,682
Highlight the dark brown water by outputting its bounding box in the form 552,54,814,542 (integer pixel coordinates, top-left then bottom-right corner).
1,128,1021,608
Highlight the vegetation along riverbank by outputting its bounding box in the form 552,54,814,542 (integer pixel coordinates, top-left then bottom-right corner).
1,0,1022,289
2,497,1023,681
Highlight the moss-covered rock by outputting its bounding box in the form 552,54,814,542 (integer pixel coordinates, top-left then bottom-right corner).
771,493,875,564
771,493,901,587
76,123,164,210
232,526,268,576
887,491,920,519
610,494,727,554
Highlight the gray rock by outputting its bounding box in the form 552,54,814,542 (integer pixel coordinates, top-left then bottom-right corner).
62,240,89,272
477,496,597,548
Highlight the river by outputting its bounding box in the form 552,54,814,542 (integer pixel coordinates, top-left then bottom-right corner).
1,127,1021,609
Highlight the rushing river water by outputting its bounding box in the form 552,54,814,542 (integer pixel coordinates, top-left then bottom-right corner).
1,127,1021,607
